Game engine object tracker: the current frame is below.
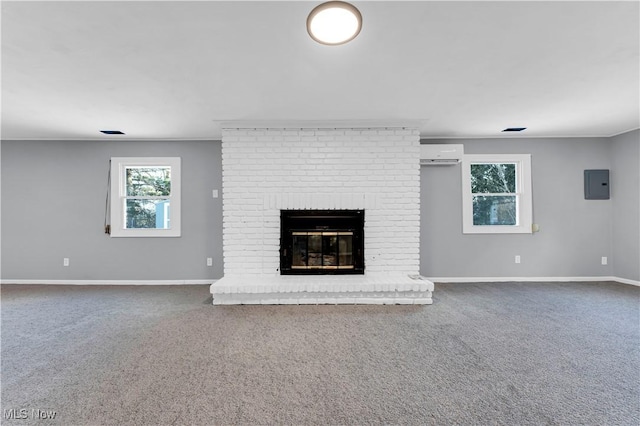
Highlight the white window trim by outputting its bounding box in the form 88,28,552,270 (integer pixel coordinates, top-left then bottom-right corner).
461,154,532,234
110,157,181,237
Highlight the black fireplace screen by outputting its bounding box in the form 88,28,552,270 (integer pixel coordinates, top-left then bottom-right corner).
280,210,364,275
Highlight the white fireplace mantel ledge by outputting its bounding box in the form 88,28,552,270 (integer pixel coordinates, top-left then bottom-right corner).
218,121,425,132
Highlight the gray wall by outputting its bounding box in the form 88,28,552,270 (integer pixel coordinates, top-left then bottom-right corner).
611,130,640,281
420,135,631,279
1,140,223,281
2,132,637,282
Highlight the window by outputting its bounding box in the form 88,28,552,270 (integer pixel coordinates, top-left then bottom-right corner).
110,157,181,237
461,154,532,234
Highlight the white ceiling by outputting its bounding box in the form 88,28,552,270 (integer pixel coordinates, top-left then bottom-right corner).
2,1,639,140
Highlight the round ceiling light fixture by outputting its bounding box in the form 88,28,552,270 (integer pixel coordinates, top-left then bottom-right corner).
307,1,362,45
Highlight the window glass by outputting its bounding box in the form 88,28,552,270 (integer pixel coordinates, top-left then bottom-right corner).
125,167,171,196
470,163,517,226
124,166,172,229
472,195,516,225
470,163,516,193
125,199,171,229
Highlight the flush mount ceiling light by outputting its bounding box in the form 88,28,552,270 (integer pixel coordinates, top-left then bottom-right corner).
307,1,362,45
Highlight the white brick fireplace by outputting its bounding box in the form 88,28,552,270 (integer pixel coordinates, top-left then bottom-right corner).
210,126,433,305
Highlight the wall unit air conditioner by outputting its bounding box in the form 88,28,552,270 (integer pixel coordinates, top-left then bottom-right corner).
420,144,464,165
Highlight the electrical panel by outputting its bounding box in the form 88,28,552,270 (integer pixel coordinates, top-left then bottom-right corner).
584,169,610,200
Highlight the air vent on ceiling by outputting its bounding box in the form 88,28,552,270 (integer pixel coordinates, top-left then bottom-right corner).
100,130,125,135
502,127,527,132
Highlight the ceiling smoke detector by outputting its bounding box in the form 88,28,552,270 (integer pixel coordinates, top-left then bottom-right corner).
307,1,362,45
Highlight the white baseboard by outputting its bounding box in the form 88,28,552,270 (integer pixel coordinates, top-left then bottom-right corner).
2,277,638,287
611,277,640,287
0,279,217,285
426,276,640,287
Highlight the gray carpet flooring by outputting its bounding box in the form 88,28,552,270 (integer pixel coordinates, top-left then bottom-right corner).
1,282,638,425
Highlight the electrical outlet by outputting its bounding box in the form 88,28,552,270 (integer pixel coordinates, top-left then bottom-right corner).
515,255,521,264
207,257,213,267
601,256,608,265
212,190,219,199
63,258,70,267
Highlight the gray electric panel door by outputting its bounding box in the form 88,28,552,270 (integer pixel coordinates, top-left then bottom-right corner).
584,169,610,200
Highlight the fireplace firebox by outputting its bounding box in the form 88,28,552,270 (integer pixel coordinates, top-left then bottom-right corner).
280,210,364,275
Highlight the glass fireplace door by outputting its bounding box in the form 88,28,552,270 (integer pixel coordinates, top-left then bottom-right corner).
291,231,354,270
